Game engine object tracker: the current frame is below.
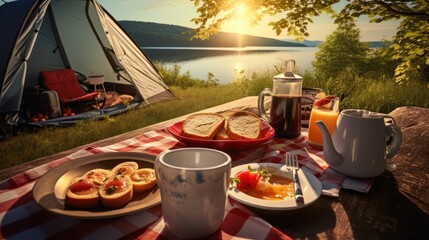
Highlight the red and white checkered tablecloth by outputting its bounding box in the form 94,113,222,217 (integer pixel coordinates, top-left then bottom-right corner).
0,127,373,239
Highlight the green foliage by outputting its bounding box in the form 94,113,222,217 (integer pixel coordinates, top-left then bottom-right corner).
191,0,429,83
386,18,429,83
312,21,370,80
156,63,220,88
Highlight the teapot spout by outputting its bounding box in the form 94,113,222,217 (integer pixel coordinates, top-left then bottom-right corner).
315,121,343,166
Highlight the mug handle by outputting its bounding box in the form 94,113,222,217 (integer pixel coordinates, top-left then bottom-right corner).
386,123,402,159
258,88,272,122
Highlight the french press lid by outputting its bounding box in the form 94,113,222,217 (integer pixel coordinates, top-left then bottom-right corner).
273,59,303,82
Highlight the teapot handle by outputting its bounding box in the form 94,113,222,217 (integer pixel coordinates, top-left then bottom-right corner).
258,88,272,122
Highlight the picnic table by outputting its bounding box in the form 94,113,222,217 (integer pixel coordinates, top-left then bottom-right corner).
1,96,428,239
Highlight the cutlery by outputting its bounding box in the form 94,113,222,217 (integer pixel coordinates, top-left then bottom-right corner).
285,152,304,202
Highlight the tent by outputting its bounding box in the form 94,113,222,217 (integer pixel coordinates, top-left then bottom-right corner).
0,0,175,126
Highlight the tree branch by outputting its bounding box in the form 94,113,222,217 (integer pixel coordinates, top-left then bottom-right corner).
374,0,429,18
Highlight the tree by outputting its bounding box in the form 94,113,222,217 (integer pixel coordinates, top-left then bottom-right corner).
190,0,429,82
312,21,369,80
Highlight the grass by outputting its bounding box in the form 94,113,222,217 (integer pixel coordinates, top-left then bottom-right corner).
1,65,428,170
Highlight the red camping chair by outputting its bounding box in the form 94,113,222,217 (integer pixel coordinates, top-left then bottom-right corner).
40,69,104,109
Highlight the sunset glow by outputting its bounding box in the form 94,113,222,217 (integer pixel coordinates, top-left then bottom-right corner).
235,5,247,17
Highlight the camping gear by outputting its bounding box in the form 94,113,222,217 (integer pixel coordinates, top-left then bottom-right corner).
0,0,175,125
88,75,108,98
40,69,99,105
316,109,402,178
41,91,62,119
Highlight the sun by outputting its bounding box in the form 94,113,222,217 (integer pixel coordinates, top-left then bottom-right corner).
234,4,247,17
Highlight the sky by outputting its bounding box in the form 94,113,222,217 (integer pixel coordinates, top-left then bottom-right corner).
98,0,400,42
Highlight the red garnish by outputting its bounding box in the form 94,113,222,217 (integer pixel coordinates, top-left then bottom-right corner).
104,178,127,194
314,95,336,108
231,166,270,190
69,179,96,194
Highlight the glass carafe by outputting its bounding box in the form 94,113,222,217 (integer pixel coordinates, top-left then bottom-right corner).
258,60,303,139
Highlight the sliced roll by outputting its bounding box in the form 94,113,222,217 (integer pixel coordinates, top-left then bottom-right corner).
130,168,157,192
111,161,139,176
82,168,112,186
99,175,133,208
65,178,100,209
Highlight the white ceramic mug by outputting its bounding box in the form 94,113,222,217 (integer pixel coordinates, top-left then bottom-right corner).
155,148,231,239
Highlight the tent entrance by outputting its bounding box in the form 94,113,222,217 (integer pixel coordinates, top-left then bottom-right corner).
0,0,175,130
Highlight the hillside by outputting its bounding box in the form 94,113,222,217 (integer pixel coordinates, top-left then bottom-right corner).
118,21,306,48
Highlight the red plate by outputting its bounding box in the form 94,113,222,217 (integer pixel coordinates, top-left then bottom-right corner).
167,121,275,152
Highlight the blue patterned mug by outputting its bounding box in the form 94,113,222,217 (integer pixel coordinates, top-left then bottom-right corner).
155,148,231,239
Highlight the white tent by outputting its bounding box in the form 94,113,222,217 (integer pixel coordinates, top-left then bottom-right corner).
0,0,175,117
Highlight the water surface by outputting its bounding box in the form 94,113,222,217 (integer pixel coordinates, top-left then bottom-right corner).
143,47,318,84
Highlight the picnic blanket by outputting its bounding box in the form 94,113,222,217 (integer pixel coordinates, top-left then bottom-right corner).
0,127,374,239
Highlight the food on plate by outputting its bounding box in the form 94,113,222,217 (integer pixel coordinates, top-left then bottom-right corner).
230,166,294,200
100,175,134,208
181,113,225,140
65,178,100,209
130,168,157,192
82,168,112,186
112,161,139,176
64,161,156,210
227,111,261,140
181,111,263,141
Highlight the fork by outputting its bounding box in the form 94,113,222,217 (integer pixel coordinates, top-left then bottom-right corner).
285,152,304,202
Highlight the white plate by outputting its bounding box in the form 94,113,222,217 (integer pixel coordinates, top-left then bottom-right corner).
228,163,322,210
32,152,160,219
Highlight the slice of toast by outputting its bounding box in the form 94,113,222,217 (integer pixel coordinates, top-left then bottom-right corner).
227,111,261,140
182,113,225,140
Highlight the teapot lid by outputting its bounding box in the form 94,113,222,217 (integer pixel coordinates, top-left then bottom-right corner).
273,59,303,82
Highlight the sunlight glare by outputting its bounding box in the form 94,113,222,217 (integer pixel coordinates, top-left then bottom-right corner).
235,5,247,16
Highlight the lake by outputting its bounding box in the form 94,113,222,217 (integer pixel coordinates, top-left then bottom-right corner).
143,47,318,84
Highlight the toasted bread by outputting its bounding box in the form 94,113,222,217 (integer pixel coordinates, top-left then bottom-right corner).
99,175,133,208
182,113,225,140
227,111,261,140
130,168,157,192
215,127,230,140
65,178,100,209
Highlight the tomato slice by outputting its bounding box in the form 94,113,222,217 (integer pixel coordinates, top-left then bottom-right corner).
104,178,127,194
69,179,96,194
235,170,260,190
248,172,260,189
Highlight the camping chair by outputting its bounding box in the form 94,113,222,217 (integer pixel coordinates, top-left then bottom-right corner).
40,69,105,110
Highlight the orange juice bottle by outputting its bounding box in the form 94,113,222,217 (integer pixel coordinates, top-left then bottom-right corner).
307,94,340,150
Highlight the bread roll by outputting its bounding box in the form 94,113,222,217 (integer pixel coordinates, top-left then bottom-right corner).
111,161,139,176
99,175,133,208
227,111,261,140
65,178,100,209
181,113,225,140
130,168,157,192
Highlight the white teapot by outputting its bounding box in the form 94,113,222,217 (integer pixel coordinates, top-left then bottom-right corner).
316,109,402,178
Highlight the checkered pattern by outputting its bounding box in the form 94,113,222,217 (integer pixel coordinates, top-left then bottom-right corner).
0,127,373,239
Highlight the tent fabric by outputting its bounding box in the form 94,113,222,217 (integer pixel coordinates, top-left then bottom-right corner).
40,69,98,103
0,0,175,119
